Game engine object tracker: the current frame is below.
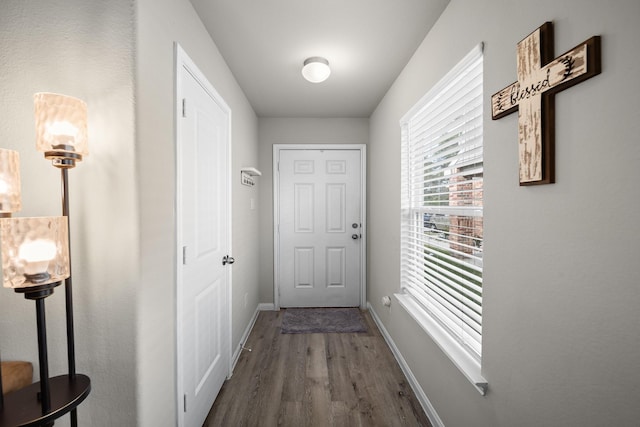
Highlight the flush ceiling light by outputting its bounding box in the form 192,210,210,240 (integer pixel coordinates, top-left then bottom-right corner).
302,57,331,83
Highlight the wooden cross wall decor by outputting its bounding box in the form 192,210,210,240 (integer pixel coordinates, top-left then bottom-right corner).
492,22,601,185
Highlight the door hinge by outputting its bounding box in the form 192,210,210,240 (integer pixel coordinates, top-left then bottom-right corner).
184,394,187,412
182,98,187,118
182,246,187,265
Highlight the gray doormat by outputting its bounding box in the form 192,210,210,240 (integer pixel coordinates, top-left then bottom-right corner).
281,308,368,334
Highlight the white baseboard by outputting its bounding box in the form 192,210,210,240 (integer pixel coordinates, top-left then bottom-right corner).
258,303,275,311
230,303,277,374
231,304,261,374
367,302,444,427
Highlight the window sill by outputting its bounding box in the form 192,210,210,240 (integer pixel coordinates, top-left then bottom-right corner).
395,293,488,395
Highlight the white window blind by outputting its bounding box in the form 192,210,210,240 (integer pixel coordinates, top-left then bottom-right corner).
400,45,484,364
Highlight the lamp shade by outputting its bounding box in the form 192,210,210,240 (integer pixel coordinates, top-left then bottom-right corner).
302,57,331,83
0,216,70,289
34,93,88,160
0,149,21,214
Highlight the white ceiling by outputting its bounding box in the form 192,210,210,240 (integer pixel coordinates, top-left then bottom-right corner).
190,0,450,118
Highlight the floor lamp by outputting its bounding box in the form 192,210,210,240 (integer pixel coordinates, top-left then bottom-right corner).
0,93,92,426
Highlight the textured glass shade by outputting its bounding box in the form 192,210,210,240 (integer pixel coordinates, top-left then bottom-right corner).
302,57,331,83
0,149,21,214
0,216,70,289
34,93,88,159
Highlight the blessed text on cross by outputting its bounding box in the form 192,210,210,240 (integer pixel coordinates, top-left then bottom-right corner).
491,22,601,185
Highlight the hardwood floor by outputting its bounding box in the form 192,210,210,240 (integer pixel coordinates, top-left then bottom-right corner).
204,309,432,427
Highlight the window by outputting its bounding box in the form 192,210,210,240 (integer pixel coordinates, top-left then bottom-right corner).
398,44,486,394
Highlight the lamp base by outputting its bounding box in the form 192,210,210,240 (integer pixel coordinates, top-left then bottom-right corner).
14,281,62,300
0,374,91,427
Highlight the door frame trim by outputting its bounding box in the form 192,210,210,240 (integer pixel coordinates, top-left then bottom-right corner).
273,144,367,310
175,43,233,427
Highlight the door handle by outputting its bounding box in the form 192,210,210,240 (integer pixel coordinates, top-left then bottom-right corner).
352,234,359,240
222,255,235,265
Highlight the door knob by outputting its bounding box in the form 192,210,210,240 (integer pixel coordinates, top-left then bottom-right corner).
222,255,235,265
352,234,359,240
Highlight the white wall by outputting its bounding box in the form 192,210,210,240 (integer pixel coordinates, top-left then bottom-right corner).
257,118,369,303
0,0,138,425
368,0,640,426
136,0,259,425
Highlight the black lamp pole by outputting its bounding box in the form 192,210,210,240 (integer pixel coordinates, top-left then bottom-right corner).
34,297,51,415
43,150,83,426
59,167,78,427
14,281,62,422
61,168,76,380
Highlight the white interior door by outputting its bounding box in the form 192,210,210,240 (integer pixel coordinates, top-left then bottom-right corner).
277,148,363,308
176,45,231,427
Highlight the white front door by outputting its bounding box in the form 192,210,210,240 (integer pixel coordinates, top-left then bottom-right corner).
276,148,364,307
176,45,231,427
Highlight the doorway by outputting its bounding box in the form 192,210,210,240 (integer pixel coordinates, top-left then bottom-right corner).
175,44,232,427
274,145,366,309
